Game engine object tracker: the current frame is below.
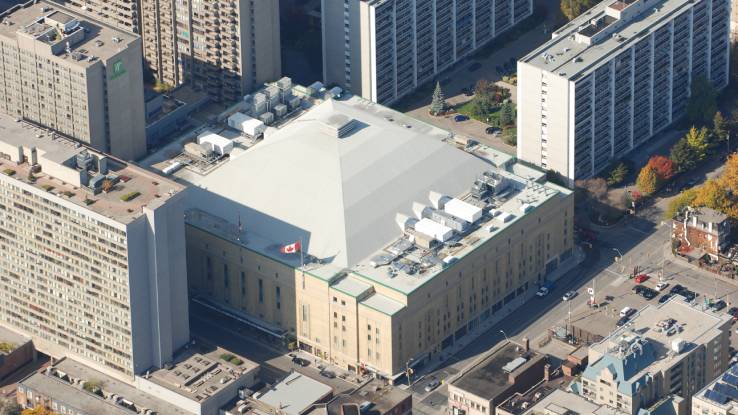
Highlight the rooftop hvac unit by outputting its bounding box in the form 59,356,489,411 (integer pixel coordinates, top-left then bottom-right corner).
429,191,451,209
412,202,431,220
430,209,468,232
519,203,534,214
76,150,93,170
671,338,686,353
497,212,514,223
277,77,292,91
288,96,301,110
274,104,288,118
228,112,266,137
252,93,267,104
264,85,280,99
415,218,453,242
259,112,275,125
444,198,483,223
197,133,233,155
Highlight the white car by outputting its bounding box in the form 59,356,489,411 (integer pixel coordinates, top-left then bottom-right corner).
562,291,577,301
536,287,550,297
656,282,669,291
620,306,634,318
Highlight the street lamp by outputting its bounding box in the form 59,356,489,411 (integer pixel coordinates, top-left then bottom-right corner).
612,248,623,261
500,330,510,343
405,358,414,386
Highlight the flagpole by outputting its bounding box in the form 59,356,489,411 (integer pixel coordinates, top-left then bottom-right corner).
300,237,305,289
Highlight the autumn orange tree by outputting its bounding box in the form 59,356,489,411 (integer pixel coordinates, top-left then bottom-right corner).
646,155,675,182
720,153,738,194
636,165,659,195
21,406,56,415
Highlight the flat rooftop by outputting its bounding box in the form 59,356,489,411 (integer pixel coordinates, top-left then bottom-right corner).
157,95,568,300
521,0,697,80
0,325,30,355
326,380,410,415
0,114,183,224
146,347,258,403
584,298,730,394
0,0,138,66
451,342,544,400
519,389,627,415
20,358,193,415
256,371,333,415
694,362,738,411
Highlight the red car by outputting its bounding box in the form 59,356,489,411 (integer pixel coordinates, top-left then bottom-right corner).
634,274,649,284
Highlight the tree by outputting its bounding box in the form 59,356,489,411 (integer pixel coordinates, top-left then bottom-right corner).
21,407,55,415
561,0,595,21
101,179,114,193
429,82,447,115
575,178,608,202
693,179,732,213
636,165,659,195
685,126,710,162
720,153,738,194
670,136,698,173
500,102,515,126
686,76,717,126
0,398,21,415
664,188,697,219
606,162,629,186
713,111,730,144
646,155,675,182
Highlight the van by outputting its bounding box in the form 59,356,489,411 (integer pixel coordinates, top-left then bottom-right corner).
620,307,633,318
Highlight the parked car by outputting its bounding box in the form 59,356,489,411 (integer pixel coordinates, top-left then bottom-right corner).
680,290,697,302
620,307,634,317
712,300,727,311
670,284,686,295
656,282,669,291
640,287,657,300
485,126,501,135
425,379,441,392
658,293,672,303
634,274,649,284
729,307,738,320
562,291,577,301
292,357,310,367
320,370,336,379
536,287,550,297
616,316,630,326
454,114,469,122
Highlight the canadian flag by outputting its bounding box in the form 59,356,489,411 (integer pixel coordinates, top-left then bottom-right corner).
280,241,301,254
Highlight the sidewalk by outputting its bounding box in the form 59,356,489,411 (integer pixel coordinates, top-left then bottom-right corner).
405,246,586,388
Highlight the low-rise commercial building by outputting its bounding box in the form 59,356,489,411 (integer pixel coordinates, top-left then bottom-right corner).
0,0,147,160
0,326,34,380
256,371,333,415
17,357,194,415
134,347,260,415
579,299,731,415
448,341,547,415
0,114,189,380
517,0,729,181
325,379,411,415
156,94,574,381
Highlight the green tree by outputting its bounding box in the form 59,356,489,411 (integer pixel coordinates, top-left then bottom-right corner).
713,111,730,143
636,165,659,195
686,76,717,126
664,188,698,219
670,136,697,173
561,0,595,21
686,126,710,161
606,162,628,186
500,102,515,126
429,82,447,115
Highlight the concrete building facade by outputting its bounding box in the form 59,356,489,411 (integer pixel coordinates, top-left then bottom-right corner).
140,0,281,103
322,0,533,104
0,1,147,161
0,114,189,380
517,0,730,182
159,96,575,380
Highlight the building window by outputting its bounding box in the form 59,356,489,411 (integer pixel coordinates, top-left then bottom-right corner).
241,272,246,296
258,279,264,303
276,286,281,309
224,264,229,288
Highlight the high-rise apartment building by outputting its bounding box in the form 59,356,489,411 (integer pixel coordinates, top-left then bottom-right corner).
140,0,281,102
0,1,147,161
517,0,729,182
0,114,189,380
323,0,533,104
580,299,731,415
